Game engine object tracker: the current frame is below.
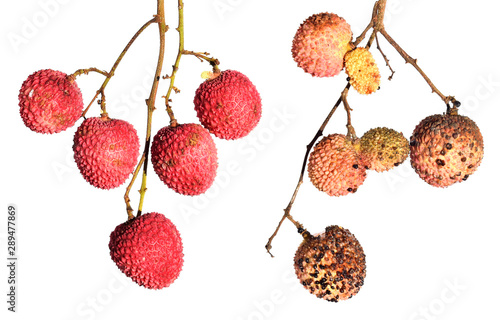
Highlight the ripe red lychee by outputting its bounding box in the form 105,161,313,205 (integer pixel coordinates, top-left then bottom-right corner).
344,47,381,95
18,69,83,134
308,134,366,196
292,13,353,77
294,226,366,302
194,70,262,140
109,212,183,290
410,111,484,187
359,127,409,172
151,123,218,195
73,115,140,190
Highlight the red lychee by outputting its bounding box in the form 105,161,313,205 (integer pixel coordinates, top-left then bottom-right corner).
194,70,262,140
73,115,140,190
151,123,218,195
18,69,83,134
410,112,484,187
109,212,183,290
308,134,367,196
292,13,353,77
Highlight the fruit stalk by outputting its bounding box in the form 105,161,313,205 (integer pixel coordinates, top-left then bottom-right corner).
163,0,185,127
80,17,158,118
124,0,167,219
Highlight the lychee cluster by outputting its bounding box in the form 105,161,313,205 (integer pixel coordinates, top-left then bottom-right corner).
73,115,140,190
109,212,183,290
18,69,83,134
292,13,353,77
294,226,366,302
410,112,484,187
307,134,366,196
308,128,411,196
344,47,381,95
151,123,218,196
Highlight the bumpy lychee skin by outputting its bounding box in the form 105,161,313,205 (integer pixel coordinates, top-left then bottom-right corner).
194,70,262,140
344,47,381,95
360,127,409,172
18,69,83,134
109,212,183,290
308,134,366,196
73,115,140,190
410,112,484,187
292,13,353,77
294,226,366,302
151,123,218,195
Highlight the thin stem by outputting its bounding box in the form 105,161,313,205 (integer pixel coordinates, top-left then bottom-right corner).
81,17,157,118
378,28,454,106
136,0,167,218
375,33,395,80
162,0,185,127
182,50,220,72
70,68,110,79
265,83,349,257
123,1,166,220
341,87,357,140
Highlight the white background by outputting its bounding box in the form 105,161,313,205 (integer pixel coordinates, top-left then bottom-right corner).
1,0,499,319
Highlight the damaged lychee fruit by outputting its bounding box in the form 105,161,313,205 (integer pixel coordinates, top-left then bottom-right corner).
308,134,366,196
151,123,218,195
344,47,381,95
109,212,183,290
73,115,140,190
18,69,83,134
194,70,262,140
410,111,484,187
359,127,409,172
292,13,353,77
294,225,366,302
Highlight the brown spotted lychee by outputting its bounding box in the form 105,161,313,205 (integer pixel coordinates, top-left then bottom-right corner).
410,112,484,187
308,134,366,196
359,127,409,172
344,47,381,95
73,115,140,190
18,69,83,134
151,123,218,196
292,13,353,77
294,226,366,302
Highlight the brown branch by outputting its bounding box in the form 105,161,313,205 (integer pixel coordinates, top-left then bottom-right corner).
375,33,395,80
377,28,455,107
265,83,350,257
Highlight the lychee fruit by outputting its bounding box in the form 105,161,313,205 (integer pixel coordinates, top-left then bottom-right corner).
194,70,262,140
410,112,484,187
109,212,183,290
294,225,366,302
359,127,409,172
18,69,83,134
151,123,218,195
308,134,366,196
292,13,353,77
73,115,140,189
344,47,381,95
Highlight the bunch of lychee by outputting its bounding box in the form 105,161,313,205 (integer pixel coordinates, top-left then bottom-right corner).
289,11,485,303
18,67,262,289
